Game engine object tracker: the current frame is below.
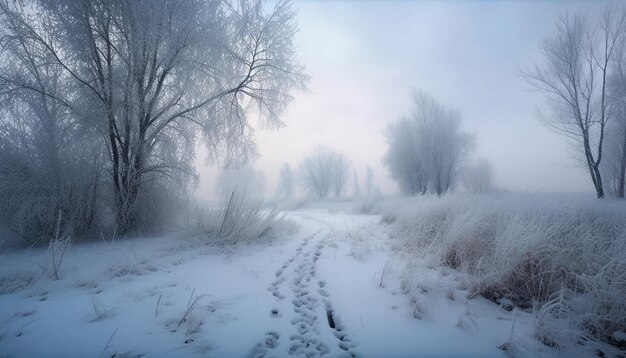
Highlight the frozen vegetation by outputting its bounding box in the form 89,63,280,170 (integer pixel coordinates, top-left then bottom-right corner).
359,194,626,355
1,0,626,357
3,198,623,357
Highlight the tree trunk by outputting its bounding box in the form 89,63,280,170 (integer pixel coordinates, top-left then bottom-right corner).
583,132,605,199
592,164,605,198
115,170,142,234
109,116,147,234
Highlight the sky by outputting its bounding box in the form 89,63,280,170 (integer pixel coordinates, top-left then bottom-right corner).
196,0,612,200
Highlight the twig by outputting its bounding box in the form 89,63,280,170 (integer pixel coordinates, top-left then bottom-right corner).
92,296,101,318
178,288,200,327
218,190,236,238
509,308,517,341
54,209,62,241
187,288,196,308
177,296,201,327
53,236,71,279
98,328,118,358
111,225,117,243
155,294,161,318
12,318,40,339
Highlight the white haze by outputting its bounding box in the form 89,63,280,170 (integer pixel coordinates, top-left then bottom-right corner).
195,0,610,200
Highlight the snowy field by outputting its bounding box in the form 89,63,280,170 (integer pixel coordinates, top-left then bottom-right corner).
3,1,626,357
0,204,602,358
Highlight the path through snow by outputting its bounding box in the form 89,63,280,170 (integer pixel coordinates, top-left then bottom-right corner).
0,208,562,357
251,213,356,358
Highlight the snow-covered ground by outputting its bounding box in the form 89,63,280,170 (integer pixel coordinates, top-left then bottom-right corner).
0,207,573,357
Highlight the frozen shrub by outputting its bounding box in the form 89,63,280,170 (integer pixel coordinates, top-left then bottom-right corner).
457,304,478,331
0,271,38,295
191,190,285,246
89,296,115,322
409,293,433,320
346,226,370,260
106,262,144,279
354,197,381,215
535,291,579,348
45,235,71,280
378,194,626,348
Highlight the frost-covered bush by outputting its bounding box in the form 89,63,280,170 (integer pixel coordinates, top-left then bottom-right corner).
354,196,382,215
0,120,104,246
190,190,285,246
0,271,38,295
371,194,626,347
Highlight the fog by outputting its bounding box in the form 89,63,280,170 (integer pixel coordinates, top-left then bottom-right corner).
2,1,626,356
196,0,609,200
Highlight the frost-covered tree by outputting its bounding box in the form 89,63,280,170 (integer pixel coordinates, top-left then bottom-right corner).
0,0,307,234
275,163,295,200
0,10,104,244
603,43,626,198
331,154,350,197
601,120,626,196
384,90,473,196
384,117,428,196
0,100,104,245
524,7,626,198
363,166,375,197
351,170,361,197
462,159,494,194
299,146,349,199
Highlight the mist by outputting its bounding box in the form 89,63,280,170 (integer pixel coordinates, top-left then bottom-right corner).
196,0,608,201
1,1,625,357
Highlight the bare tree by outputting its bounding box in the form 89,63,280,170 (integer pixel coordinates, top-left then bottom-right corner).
604,38,626,197
0,9,103,245
351,169,361,197
384,117,428,196
363,166,375,197
462,159,494,194
299,146,348,199
384,90,473,196
0,0,307,233
275,163,294,200
524,8,626,198
601,119,626,196
331,153,350,197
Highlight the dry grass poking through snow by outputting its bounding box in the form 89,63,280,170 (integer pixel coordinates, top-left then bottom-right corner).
188,190,290,247
363,194,626,350
0,271,38,295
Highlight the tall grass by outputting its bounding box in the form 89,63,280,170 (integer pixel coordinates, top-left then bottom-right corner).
367,194,626,348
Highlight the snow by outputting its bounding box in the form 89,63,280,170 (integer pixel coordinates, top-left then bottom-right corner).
0,206,580,357
613,331,626,343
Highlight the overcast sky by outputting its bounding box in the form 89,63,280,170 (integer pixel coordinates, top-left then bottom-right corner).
196,0,611,200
